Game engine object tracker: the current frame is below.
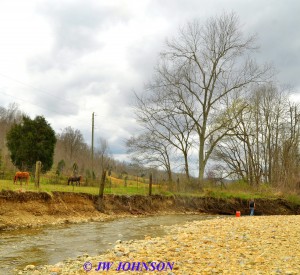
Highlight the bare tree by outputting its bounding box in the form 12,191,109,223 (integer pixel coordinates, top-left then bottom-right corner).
58,126,85,163
277,101,300,189
213,84,300,188
0,103,24,172
134,90,194,181
126,132,174,183
140,13,271,186
96,137,110,174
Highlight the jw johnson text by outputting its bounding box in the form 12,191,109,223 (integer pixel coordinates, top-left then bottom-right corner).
83,261,175,272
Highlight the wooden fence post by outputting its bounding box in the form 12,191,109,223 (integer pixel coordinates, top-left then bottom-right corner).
149,173,153,196
35,161,42,188
97,170,106,211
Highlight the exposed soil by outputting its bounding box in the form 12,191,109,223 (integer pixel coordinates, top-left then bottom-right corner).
0,190,299,230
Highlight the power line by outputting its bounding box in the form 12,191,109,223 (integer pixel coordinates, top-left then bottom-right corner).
0,87,70,116
0,72,78,107
0,72,129,124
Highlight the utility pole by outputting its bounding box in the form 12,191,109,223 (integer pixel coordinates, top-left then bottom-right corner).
91,112,95,179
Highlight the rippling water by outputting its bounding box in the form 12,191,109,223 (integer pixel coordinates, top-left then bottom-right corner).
0,214,217,274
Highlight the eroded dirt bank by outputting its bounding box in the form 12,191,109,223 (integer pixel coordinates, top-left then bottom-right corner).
0,190,299,230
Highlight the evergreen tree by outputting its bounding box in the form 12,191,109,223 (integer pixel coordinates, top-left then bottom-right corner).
6,115,56,172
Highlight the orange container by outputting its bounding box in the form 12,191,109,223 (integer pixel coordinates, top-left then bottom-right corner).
236,211,241,217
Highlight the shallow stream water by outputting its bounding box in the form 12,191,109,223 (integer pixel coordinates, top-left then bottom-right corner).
0,214,217,274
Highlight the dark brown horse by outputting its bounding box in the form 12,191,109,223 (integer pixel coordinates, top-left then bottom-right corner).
67,176,81,186
14,172,30,185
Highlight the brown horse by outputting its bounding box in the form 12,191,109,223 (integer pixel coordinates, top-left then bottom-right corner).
14,172,30,185
67,176,82,186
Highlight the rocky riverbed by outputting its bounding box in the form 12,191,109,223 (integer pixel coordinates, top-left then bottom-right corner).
16,215,300,274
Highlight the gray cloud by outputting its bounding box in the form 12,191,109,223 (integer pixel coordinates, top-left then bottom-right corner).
28,0,131,73
249,2,300,87
146,0,300,89
39,0,129,52
14,0,300,160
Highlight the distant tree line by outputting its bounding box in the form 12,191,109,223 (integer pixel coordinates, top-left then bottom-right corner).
0,103,24,173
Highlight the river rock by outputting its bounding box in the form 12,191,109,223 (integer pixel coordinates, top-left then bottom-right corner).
24,265,35,270
13,215,300,275
115,251,124,257
49,267,61,273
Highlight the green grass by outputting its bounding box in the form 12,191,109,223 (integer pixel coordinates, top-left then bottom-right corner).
285,194,300,205
1,178,299,205
202,183,276,200
0,179,167,196
200,181,300,205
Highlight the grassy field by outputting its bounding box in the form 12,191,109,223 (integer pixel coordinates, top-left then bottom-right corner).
0,176,171,196
1,175,299,205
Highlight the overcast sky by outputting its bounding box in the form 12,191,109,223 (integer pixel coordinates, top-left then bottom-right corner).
0,0,299,161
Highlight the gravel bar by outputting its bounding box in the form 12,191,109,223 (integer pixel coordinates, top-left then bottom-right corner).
16,215,300,275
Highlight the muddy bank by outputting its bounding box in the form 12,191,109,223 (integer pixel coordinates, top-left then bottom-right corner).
0,190,299,230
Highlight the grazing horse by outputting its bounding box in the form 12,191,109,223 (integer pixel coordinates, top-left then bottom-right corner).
67,176,81,186
14,172,30,185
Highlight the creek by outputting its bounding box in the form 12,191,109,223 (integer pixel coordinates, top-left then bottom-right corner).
0,214,218,274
